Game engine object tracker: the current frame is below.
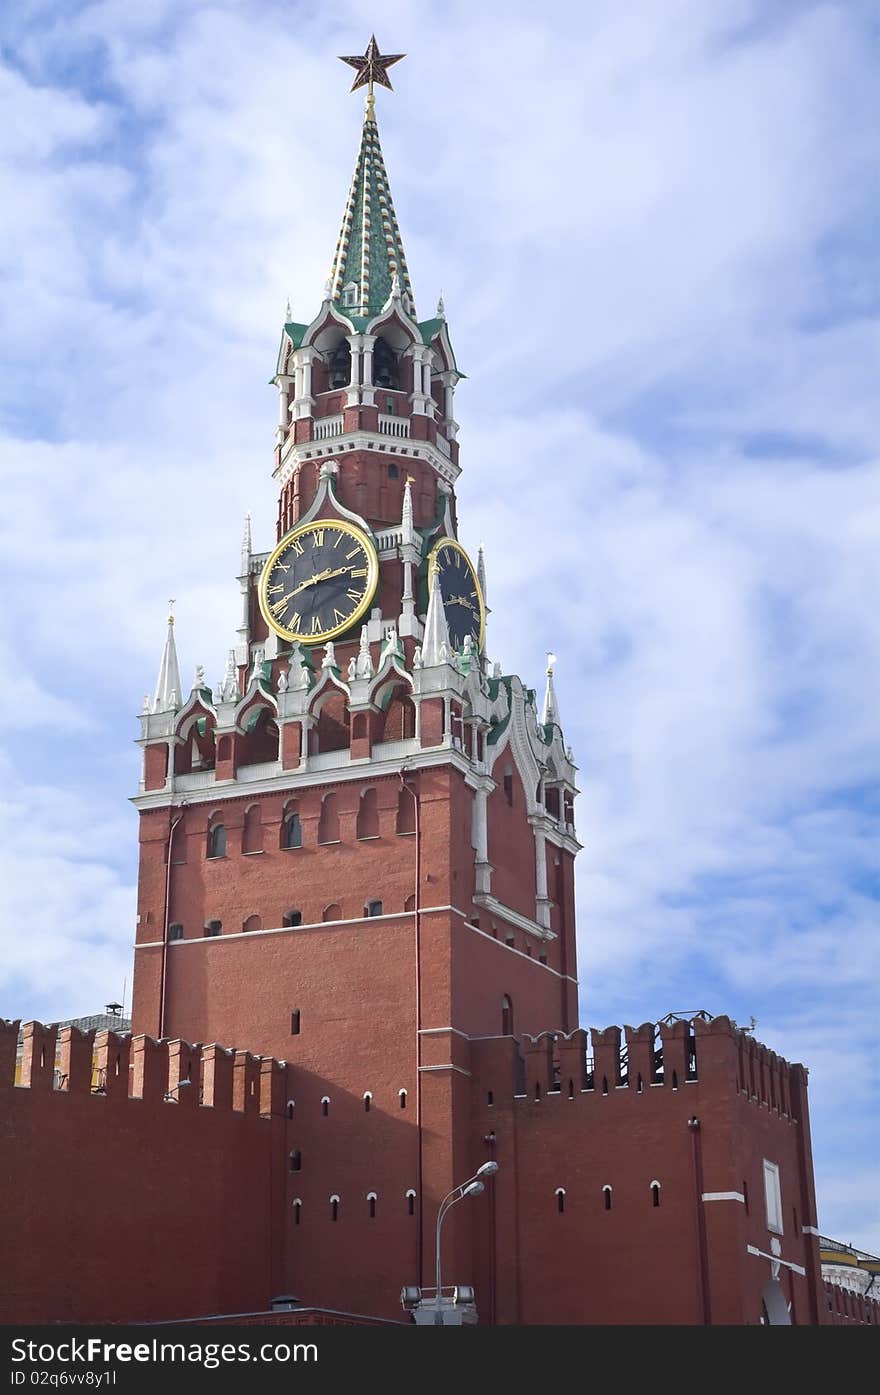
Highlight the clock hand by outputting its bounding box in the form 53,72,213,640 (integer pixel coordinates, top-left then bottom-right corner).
288,565,356,598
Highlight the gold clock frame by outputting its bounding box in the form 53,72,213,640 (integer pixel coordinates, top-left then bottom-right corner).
427,537,486,652
258,518,379,646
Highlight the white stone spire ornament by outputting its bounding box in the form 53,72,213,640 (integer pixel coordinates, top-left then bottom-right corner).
284,297,292,322
401,473,415,544
541,653,560,728
477,544,487,606
436,291,446,319
241,512,252,571
421,559,451,667
153,603,182,713
356,625,374,679
219,649,240,704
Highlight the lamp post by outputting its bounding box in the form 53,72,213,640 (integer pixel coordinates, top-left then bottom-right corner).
433,1160,499,1325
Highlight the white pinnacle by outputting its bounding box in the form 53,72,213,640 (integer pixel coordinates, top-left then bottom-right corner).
420,559,451,667
541,653,560,728
153,606,182,713
401,474,415,543
241,511,252,570
477,544,487,606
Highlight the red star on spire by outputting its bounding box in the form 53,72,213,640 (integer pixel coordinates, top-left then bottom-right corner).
339,34,405,94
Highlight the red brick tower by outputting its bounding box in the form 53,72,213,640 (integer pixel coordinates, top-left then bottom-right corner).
131,44,579,1314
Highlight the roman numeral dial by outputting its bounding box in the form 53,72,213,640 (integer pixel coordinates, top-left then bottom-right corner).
258,520,379,645
427,538,485,653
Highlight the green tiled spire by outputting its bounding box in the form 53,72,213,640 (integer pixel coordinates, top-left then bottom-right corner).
328,92,416,321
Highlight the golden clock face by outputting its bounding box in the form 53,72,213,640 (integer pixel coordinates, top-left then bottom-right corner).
427,538,485,652
258,519,379,645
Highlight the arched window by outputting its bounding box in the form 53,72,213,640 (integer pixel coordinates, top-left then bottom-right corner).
396,787,416,834
282,909,302,928
289,1150,302,1173
282,806,302,849
363,1091,372,1112
501,995,513,1036
404,894,416,912
373,336,399,389
651,1181,661,1208
556,1188,566,1215
217,735,232,762
342,282,358,309
242,804,263,854
399,1088,407,1110
330,1194,340,1222
367,1192,377,1219
203,919,222,937
286,1101,295,1119
292,1198,302,1226
168,923,183,941
322,903,342,922
365,899,383,918
357,789,379,839
329,339,351,388
603,1185,612,1211
242,914,261,933
207,822,226,859
352,713,368,741
406,1189,416,1217
318,793,339,844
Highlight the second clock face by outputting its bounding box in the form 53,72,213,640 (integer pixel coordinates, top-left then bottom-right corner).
428,538,485,652
258,519,379,645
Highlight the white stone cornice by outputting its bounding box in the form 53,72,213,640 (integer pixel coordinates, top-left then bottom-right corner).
472,893,556,943
130,741,480,812
274,426,460,490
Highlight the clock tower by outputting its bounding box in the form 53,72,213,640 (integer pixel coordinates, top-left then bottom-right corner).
130,38,579,1312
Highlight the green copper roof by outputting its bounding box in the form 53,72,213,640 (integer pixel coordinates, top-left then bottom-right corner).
328,95,416,320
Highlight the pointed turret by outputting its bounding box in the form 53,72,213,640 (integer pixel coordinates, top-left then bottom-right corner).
421,560,451,666
328,92,415,320
241,511,252,571
153,608,182,713
477,544,487,605
541,653,560,729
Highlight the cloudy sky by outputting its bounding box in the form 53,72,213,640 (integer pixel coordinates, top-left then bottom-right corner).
1,0,878,1251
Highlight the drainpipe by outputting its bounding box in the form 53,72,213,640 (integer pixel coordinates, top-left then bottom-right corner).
398,768,423,1286
158,803,187,1039
688,1115,712,1324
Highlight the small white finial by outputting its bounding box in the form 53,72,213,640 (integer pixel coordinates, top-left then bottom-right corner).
194,664,205,689
323,278,332,302
437,291,445,318
284,297,292,322
390,271,401,299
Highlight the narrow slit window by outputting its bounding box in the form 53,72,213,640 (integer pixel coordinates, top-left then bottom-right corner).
292,1199,301,1226
289,1150,302,1173
368,1193,377,1219
603,1185,612,1211
651,1182,661,1208
399,1089,407,1110
330,1195,339,1222
363,1092,372,1113
556,1188,565,1214
290,1010,301,1035
321,1096,330,1117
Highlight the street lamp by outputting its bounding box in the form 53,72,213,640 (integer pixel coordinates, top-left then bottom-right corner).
433,1160,499,1325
